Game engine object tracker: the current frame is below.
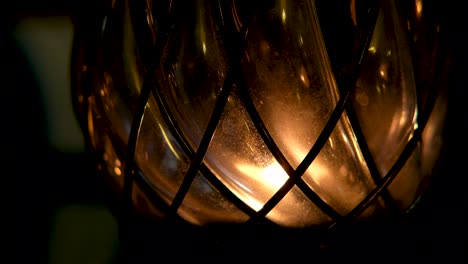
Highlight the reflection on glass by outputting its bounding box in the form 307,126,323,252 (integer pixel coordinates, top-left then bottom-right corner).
353,0,418,177
72,0,448,228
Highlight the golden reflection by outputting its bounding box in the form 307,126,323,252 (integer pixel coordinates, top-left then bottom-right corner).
350,0,357,26
123,0,142,93
279,0,287,24
415,0,423,19
158,121,182,161
379,70,385,78
379,63,388,80
114,166,122,176
299,65,309,87
399,111,408,126
196,1,207,56
231,1,242,32
87,101,95,146
376,84,382,94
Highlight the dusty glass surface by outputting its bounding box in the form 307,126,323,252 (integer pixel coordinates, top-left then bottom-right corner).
72,0,448,228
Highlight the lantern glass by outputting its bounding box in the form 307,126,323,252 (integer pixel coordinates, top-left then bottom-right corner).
71,0,448,231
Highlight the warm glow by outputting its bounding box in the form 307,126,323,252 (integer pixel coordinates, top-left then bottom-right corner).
72,0,447,228
114,166,122,176
304,160,330,188
236,162,289,211
237,162,288,192
415,0,423,19
379,70,385,77
279,0,287,24
262,164,290,188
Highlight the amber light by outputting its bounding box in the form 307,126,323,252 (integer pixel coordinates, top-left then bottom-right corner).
71,0,452,258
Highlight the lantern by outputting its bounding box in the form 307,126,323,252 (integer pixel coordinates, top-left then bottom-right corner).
71,0,456,260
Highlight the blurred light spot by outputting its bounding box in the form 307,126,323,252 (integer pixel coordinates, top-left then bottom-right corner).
14,16,85,153
415,0,423,19
49,205,118,264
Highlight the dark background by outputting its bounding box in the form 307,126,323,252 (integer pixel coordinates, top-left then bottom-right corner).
8,1,119,264
8,0,468,263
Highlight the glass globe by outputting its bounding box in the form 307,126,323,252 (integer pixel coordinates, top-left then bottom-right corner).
71,0,449,235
